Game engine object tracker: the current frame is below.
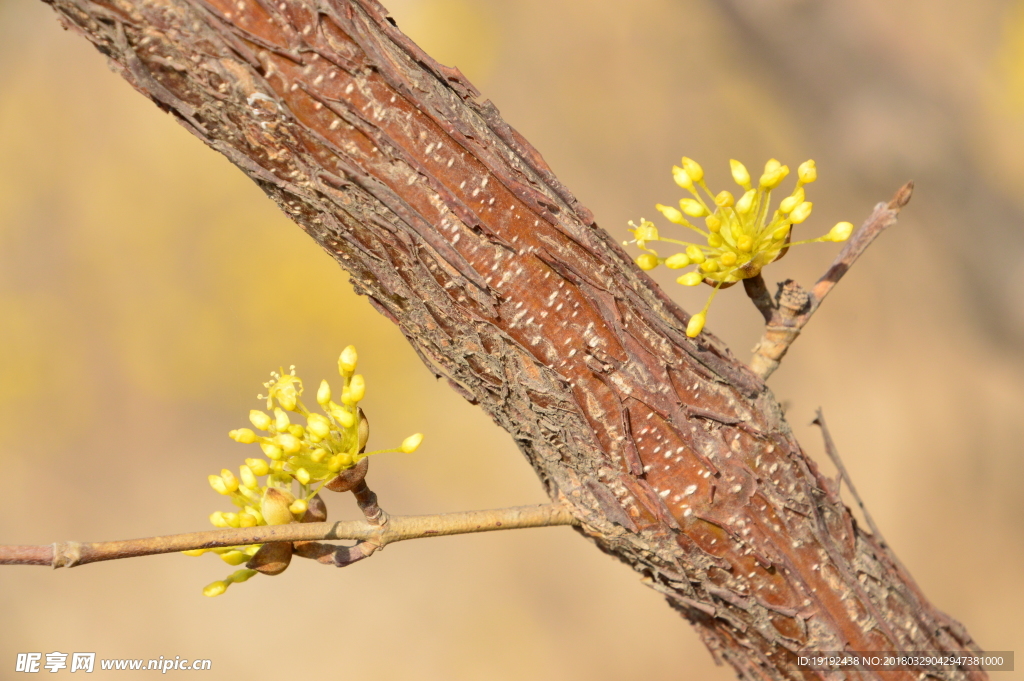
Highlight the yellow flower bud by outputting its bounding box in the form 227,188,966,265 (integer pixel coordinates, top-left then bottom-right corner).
289,498,308,516
317,379,331,406
209,511,230,528
261,488,296,526
759,165,789,189
720,252,738,267
672,165,693,190
655,203,686,224
348,375,366,403
686,312,706,338
700,260,719,273
772,225,790,240
260,442,284,460
735,189,756,215
220,550,249,566
330,403,355,428
401,433,424,453
274,408,290,431
681,157,704,183
231,569,257,583
220,469,240,493
826,221,854,242
714,190,734,207
208,475,230,495
665,253,691,269
778,187,805,214
249,410,272,431
789,201,813,224
798,159,817,183
277,433,302,455
679,198,707,217
677,272,703,286
245,458,270,476
182,549,207,557
705,215,722,232
202,581,228,597
339,345,359,376
707,233,723,248
636,253,659,270
328,453,352,472
763,158,781,174
294,467,311,485
730,159,751,188
685,245,706,263
243,506,264,524
222,513,241,528
238,512,258,528
306,413,331,439
737,235,754,253
229,428,257,444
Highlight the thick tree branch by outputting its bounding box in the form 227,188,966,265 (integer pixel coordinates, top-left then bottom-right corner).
35,1,983,678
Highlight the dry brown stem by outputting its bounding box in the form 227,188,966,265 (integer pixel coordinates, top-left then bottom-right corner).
29,0,982,677
0,504,577,567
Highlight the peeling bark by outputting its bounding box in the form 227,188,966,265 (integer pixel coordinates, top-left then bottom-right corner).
40,0,985,678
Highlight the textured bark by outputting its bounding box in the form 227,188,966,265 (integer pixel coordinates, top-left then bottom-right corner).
41,1,984,678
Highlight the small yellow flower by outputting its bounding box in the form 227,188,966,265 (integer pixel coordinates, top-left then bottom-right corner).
192,346,427,596
627,157,852,337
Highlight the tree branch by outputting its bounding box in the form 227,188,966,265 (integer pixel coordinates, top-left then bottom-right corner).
35,1,983,678
749,183,913,379
0,504,577,567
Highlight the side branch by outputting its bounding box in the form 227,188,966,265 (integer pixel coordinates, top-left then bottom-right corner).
0,504,578,568
749,182,913,379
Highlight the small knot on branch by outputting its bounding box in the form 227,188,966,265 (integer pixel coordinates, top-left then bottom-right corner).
776,280,810,314
51,541,83,569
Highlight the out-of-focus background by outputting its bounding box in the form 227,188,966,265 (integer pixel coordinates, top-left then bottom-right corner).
1,0,1022,679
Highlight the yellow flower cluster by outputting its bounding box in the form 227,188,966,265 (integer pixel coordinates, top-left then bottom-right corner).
185,346,424,596
627,157,853,337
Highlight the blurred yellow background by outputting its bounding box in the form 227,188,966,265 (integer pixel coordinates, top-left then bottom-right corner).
1,0,1022,679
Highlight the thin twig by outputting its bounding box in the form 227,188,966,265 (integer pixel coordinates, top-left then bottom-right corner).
748,181,913,380
0,504,578,568
812,410,887,548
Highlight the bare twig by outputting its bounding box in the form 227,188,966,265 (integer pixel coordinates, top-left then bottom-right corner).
0,504,578,568
812,409,887,547
749,182,913,379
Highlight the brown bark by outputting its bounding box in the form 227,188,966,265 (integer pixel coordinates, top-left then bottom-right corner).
40,0,984,678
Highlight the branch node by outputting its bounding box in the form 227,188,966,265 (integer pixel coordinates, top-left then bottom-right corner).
749,184,910,380
51,541,82,569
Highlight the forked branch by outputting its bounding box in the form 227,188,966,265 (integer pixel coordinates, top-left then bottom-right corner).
748,182,913,379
